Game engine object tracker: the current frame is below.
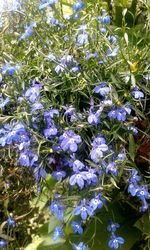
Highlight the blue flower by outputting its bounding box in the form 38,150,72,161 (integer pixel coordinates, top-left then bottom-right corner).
136,185,149,201
107,220,120,232
74,199,93,220
52,169,66,181
89,193,106,211
69,171,87,189
108,35,117,44
131,87,144,99
107,47,119,57
108,108,127,121
19,22,36,41
87,110,101,125
105,162,118,176
43,126,58,138
73,1,84,12
39,0,57,10
25,84,41,103
31,102,44,113
19,151,38,167
73,160,85,172
94,82,110,96
0,239,7,248
117,149,126,160
84,169,98,186
100,27,107,33
59,130,81,152
71,221,83,235
50,201,65,220
76,32,88,46
90,143,108,163
129,169,141,183
0,96,10,109
127,183,139,196
108,233,125,249
139,199,149,212
102,15,111,24
53,226,63,241
2,64,20,75
72,242,88,250
127,126,138,134
7,217,15,227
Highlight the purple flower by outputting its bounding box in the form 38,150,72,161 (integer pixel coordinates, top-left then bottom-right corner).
43,126,58,138
31,102,44,113
94,82,110,96
0,96,10,109
73,160,85,171
108,108,126,121
0,240,7,248
50,200,65,220
25,84,41,103
90,144,108,163
90,193,106,211
2,64,20,75
100,27,107,33
52,169,66,181
53,226,63,241
105,162,118,176
127,182,139,196
136,185,149,201
19,22,36,41
127,126,138,134
87,110,101,125
7,217,15,227
102,15,111,24
117,149,126,160
69,171,87,189
139,199,149,212
129,169,141,183
59,130,81,152
131,87,144,99
84,169,98,186
19,151,38,167
76,32,88,46
74,199,93,220
108,35,117,44
108,233,125,249
71,221,83,235
72,242,88,250
107,47,119,57
73,1,84,12
107,220,119,232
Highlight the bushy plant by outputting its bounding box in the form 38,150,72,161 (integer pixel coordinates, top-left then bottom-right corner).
0,0,149,249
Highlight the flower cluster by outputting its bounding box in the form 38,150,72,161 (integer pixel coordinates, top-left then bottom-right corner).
107,220,125,249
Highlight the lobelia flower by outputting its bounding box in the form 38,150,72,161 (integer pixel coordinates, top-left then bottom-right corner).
73,1,84,12
108,107,127,121
87,110,101,125
50,200,65,220
0,240,7,248
59,130,81,152
43,126,58,138
139,199,149,212
73,160,85,172
72,242,88,250
19,22,36,41
94,82,110,96
117,148,126,161
69,170,87,189
76,32,88,46
107,47,119,57
127,126,138,134
39,0,57,10
131,87,144,99
102,15,111,24
89,193,106,211
128,182,139,196
0,96,10,109
34,167,47,182
100,27,107,33
53,226,63,241
19,150,38,167
108,232,125,249
2,64,20,75
71,221,83,235
74,199,93,220
90,143,108,163
25,83,41,103
52,168,66,181
128,169,141,183
7,217,15,227
31,102,44,113
108,35,117,44
84,168,98,186
86,52,99,60
107,220,120,232
136,185,149,201
105,162,118,176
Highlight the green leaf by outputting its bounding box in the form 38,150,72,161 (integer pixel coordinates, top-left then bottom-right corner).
129,134,136,161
